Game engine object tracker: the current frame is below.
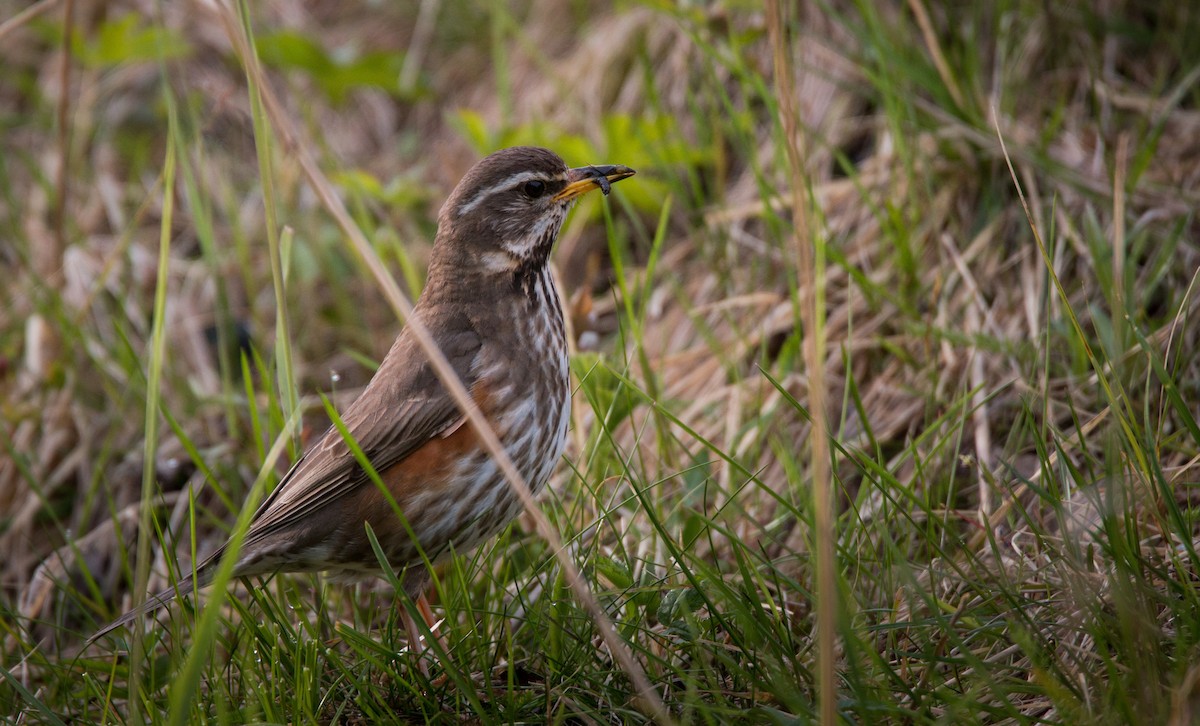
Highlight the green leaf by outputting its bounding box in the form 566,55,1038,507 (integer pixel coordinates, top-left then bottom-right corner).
450,109,494,152
657,586,706,625
594,556,633,591
255,31,411,103
255,31,332,76
76,15,192,68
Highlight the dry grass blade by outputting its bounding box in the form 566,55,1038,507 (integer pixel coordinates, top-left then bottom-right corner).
0,0,60,42
49,0,73,285
767,1,835,723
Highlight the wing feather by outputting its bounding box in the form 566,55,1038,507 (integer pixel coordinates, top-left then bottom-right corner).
237,318,483,548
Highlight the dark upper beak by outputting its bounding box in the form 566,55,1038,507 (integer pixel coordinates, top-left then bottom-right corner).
553,164,636,202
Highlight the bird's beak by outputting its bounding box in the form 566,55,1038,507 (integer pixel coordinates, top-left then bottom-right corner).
553,164,636,202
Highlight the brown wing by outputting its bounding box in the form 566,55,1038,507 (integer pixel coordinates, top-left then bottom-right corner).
236,317,483,550
86,315,481,645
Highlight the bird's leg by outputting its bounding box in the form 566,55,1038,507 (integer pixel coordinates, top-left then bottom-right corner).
401,600,430,676
402,591,447,678
416,592,438,636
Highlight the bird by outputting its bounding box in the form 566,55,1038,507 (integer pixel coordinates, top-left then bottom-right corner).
87,146,635,654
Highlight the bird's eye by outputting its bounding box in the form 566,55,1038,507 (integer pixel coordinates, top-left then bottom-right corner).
522,180,546,198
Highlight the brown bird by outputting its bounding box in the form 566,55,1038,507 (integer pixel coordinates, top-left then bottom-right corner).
88,146,635,652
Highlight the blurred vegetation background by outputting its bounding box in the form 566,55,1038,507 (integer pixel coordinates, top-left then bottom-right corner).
2,0,1199,722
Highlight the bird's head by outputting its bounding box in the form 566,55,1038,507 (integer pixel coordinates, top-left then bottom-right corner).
433,146,634,276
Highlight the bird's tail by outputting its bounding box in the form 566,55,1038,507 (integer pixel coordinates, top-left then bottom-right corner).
84,572,201,647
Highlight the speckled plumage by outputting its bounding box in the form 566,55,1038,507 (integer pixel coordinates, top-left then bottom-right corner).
89,147,634,644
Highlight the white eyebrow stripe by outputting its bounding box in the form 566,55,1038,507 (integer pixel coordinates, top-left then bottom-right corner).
455,170,568,217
